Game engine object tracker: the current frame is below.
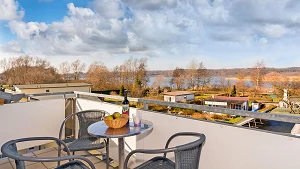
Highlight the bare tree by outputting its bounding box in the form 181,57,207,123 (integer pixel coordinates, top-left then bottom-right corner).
108,57,148,96
186,59,198,89
196,62,210,91
85,61,110,90
0,56,62,85
0,58,12,83
251,60,266,93
218,70,227,92
151,75,165,89
71,59,86,81
271,73,300,113
59,61,71,82
171,67,185,89
235,70,248,96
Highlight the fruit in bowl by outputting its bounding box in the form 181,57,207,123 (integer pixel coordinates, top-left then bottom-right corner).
106,115,114,120
113,112,121,119
104,113,128,129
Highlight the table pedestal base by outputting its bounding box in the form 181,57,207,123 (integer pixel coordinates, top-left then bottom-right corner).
118,138,125,169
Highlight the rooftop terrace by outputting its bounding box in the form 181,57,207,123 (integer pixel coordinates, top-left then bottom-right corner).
1,91,300,169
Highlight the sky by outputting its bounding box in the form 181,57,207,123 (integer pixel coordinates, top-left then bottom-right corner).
0,0,300,71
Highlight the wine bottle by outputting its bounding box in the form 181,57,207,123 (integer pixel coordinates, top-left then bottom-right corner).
122,90,130,116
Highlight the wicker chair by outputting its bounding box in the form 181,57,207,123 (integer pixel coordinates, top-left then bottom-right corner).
124,132,206,169
58,110,110,168
1,137,96,169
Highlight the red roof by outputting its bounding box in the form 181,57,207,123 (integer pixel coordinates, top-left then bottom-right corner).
209,96,249,102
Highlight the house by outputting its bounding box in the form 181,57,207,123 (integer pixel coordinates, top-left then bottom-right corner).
251,100,262,111
279,89,300,108
163,91,195,102
13,83,92,94
205,96,249,110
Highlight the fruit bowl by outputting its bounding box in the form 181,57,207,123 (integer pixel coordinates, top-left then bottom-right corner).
104,114,129,129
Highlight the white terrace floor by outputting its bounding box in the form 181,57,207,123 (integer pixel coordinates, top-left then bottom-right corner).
0,147,113,169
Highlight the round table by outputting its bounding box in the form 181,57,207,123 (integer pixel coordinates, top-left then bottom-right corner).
88,120,153,169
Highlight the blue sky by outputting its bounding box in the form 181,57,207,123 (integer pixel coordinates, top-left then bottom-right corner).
17,0,91,23
1,0,300,70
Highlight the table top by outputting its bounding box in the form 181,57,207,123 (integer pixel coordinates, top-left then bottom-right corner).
88,120,153,138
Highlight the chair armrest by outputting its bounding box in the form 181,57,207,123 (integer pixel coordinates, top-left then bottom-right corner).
58,110,110,140
12,155,95,169
1,137,95,169
124,147,177,169
164,132,205,157
2,154,95,169
1,137,71,156
59,113,78,140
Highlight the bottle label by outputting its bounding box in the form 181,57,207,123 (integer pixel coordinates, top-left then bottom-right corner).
122,105,129,114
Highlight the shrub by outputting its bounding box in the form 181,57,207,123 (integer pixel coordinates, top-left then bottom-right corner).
110,91,118,95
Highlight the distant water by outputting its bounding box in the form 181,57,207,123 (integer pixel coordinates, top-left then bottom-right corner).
148,76,272,88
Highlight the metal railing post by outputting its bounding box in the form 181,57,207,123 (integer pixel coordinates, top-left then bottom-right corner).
143,102,148,110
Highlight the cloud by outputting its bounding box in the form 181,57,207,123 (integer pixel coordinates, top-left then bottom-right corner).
91,0,124,19
7,2,129,56
259,37,268,44
0,40,24,53
259,24,288,38
8,21,48,40
2,0,300,69
0,0,24,21
123,0,177,10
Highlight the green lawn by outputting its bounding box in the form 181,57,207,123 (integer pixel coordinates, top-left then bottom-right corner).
271,108,300,116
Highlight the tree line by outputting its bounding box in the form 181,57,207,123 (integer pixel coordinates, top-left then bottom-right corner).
0,56,299,98
0,56,149,97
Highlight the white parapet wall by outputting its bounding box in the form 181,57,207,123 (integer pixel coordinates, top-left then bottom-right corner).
139,110,300,169
76,98,300,169
0,99,65,150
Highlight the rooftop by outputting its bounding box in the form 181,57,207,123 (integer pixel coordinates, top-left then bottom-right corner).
208,96,249,102
14,83,92,89
1,91,300,169
290,97,300,102
163,91,194,96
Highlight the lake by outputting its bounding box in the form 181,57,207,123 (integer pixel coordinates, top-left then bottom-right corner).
148,76,272,88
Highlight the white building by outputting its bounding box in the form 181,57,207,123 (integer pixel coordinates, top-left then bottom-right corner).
14,83,92,94
163,91,195,102
251,100,262,111
279,89,300,108
205,96,249,110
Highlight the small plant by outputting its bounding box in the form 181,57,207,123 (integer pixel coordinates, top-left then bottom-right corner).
110,91,118,95
231,85,236,96
119,85,125,96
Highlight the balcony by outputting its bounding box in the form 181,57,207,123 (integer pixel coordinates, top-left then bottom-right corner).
1,91,300,169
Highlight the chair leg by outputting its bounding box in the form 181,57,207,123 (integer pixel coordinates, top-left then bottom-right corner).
57,143,61,167
106,138,109,169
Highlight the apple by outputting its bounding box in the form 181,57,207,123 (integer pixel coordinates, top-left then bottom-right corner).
106,115,114,120
113,112,121,119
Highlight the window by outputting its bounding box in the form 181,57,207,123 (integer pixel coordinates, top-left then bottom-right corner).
235,104,242,110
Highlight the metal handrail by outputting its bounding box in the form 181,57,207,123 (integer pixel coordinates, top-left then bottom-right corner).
24,91,300,127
